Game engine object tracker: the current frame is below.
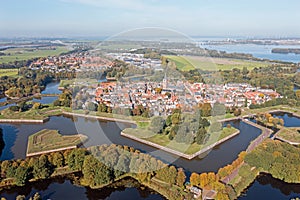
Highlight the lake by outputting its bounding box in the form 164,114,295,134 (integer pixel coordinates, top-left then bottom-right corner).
201,44,300,63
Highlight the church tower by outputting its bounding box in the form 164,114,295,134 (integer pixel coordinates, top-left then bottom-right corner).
163,72,168,89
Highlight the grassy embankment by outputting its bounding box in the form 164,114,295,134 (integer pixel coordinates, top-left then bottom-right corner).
276,127,300,144
0,47,69,64
123,126,238,155
0,105,148,124
0,69,19,77
164,55,270,71
27,129,88,156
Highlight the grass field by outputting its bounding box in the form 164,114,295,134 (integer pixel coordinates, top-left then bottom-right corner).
0,47,69,64
165,55,270,71
276,127,300,143
27,129,88,155
0,68,19,77
59,78,99,88
123,127,238,155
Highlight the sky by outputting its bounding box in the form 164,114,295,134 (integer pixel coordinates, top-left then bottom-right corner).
1,0,300,38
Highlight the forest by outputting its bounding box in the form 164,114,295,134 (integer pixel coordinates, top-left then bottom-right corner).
244,139,300,183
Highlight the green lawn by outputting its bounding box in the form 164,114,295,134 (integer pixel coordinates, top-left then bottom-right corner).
0,47,69,64
123,127,239,155
0,68,19,77
276,127,300,143
27,129,88,155
165,55,270,71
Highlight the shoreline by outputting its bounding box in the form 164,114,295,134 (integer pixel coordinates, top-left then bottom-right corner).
0,118,48,123
62,111,137,124
121,130,240,160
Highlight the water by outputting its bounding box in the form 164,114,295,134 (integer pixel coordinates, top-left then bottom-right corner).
272,112,300,127
0,82,60,111
0,115,298,199
239,174,300,200
0,116,260,174
41,82,62,94
294,84,300,92
0,177,164,200
201,44,300,63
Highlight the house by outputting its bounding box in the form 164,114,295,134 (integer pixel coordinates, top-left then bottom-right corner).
190,186,202,199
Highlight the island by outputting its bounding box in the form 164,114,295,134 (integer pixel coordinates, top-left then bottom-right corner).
26,129,88,157
272,48,300,54
122,112,239,159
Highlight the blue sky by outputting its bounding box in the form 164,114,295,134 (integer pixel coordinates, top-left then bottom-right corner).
1,0,300,38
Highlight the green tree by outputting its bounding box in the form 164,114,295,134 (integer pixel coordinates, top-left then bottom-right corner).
150,116,165,134
176,168,186,187
33,155,52,179
51,152,64,167
68,149,87,171
15,166,30,186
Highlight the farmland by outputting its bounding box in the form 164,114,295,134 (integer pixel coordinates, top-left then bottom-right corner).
0,46,69,64
164,55,271,71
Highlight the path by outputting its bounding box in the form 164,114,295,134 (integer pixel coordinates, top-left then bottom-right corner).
221,119,273,184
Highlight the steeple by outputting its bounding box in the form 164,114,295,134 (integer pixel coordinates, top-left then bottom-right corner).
163,59,169,89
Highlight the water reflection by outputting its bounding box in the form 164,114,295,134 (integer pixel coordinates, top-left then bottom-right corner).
0,176,165,200
240,174,300,200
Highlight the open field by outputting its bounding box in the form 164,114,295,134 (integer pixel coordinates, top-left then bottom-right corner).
59,78,99,88
0,47,69,64
27,129,88,155
165,55,270,71
123,127,239,155
0,68,19,77
276,127,300,144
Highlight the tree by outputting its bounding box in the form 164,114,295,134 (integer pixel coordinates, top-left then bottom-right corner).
207,172,217,184
199,173,208,188
115,154,130,177
209,122,222,133
68,149,87,171
15,166,30,186
195,128,208,145
98,103,107,113
150,116,165,134
233,108,242,116
51,152,64,167
168,166,177,185
166,115,172,126
33,193,42,200
171,113,181,125
33,155,52,179
176,168,186,188
212,102,226,116
200,103,212,117
86,102,97,111
32,102,42,109
190,172,200,186
16,195,26,200
82,155,112,187
17,101,27,112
